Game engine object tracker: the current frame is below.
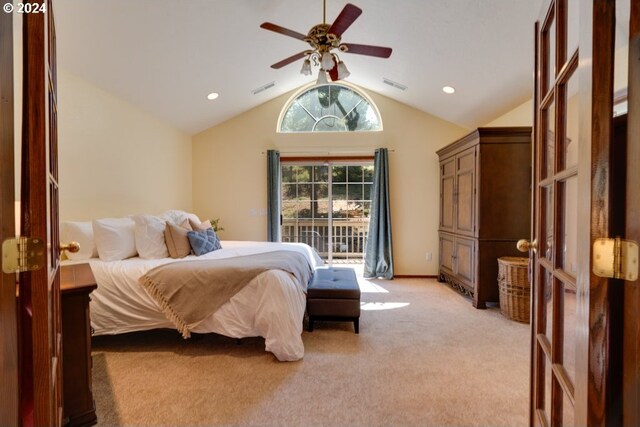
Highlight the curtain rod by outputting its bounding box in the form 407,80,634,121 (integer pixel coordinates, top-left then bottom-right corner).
261,149,395,155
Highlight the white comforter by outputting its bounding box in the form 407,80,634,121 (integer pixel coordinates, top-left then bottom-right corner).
76,241,322,361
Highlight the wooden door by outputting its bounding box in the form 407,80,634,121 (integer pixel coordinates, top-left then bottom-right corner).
439,157,455,233
529,0,638,425
439,233,455,275
623,2,639,425
0,9,19,427
531,1,581,423
19,1,63,425
455,147,476,236
454,236,475,286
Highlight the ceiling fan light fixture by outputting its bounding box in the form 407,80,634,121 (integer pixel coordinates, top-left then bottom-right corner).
316,69,328,85
321,52,335,70
300,59,312,76
261,2,392,80
337,61,350,79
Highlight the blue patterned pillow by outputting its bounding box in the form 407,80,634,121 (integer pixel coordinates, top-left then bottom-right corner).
186,228,222,256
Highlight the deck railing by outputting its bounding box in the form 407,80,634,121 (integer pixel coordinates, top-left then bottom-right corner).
282,219,369,260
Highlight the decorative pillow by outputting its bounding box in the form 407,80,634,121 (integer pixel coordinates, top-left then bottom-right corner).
161,210,201,226
164,220,193,259
132,214,169,259
92,217,137,261
60,221,98,260
188,218,212,232
187,228,222,256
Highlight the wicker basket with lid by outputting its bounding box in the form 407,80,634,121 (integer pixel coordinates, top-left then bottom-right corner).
497,257,530,323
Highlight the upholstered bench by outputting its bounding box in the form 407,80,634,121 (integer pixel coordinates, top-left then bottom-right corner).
307,267,361,334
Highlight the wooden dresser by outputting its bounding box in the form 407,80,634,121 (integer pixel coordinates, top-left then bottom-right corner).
61,263,97,427
436,127,532,308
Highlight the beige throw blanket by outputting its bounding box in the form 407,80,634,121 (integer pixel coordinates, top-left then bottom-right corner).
139,251,313,338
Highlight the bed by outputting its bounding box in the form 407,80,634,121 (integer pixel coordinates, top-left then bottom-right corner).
64,241,323,362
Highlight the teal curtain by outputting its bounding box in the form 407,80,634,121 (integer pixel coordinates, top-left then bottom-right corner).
267,150,281,242
364,148,394,279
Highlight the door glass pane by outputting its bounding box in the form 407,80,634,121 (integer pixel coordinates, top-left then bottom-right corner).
282,167,295,183
282,201,297,219
315,199,329,218
313,165,328,182
561,176,578,276
542,186,554,261
363,202,371,218
614,0,630,95
563,284,577,384
333,183,347,201
347,165,363,182
545,356,553,426
544,101,556,179
546,16,557,94
332,165,346,182
564,72,579,169
347,184,362,201
298,183,311,199
562,390,575,426
314,183,328,201
544,269,554,341
297,199,311,218
567,0,580,58
364,183,372,201
363,165,374,182
536,345,546,410
296,166,312,182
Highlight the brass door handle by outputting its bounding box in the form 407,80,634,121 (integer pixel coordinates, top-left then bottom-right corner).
60,241,80,253
517,239,537,253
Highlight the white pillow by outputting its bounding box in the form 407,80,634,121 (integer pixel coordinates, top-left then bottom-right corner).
132,214,169,259
60,221,98,260
92,217,137,261
160,210,201,225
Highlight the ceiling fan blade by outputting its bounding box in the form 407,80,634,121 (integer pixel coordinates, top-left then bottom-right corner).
328,4,362,37
328,63,340,81
260,22,307,41
270,51,308,69
342,43,393,58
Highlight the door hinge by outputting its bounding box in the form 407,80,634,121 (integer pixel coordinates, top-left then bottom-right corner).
593,237,639,281
2,237,45,274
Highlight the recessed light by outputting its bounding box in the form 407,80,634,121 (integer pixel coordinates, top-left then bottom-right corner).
442,86,456,94
207,92,219,100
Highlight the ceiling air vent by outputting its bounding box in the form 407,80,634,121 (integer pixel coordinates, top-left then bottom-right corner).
251,81,276,95
382,78,407,91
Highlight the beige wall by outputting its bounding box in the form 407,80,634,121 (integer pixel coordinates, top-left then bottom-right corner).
485,44,628,128
193,86,468,275
58,70,193,221
484,99,533,127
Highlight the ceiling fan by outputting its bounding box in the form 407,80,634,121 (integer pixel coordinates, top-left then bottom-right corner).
260,0,393,83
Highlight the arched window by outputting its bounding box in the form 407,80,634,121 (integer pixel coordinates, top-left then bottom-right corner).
278,83,382,133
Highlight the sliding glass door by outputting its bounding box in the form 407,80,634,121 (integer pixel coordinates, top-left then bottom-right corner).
281,162,373,264
281,164,330,257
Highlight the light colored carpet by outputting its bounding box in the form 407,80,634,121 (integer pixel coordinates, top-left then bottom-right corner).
91,278,530,426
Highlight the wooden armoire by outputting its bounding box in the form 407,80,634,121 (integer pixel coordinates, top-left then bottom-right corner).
436,127,532,308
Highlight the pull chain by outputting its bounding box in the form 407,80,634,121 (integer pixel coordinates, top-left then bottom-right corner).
323,0,326,24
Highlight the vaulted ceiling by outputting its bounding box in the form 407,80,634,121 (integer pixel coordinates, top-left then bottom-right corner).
55,0,542,134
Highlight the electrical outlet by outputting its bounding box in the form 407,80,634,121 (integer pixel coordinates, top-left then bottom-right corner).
426,252,432,261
